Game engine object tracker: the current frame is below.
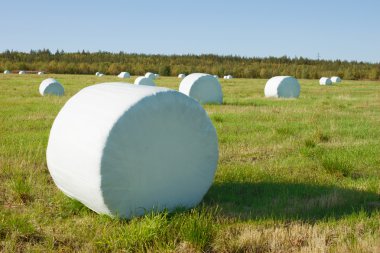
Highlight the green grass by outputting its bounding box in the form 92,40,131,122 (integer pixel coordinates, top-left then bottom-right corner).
0,74,379,252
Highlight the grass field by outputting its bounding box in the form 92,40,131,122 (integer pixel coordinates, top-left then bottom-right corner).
1,74,379,252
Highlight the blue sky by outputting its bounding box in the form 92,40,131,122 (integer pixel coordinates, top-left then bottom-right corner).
1,0,379,62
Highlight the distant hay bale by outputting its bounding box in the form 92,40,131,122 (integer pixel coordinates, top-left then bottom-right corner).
178,74,186,79
3,70,11,74
224,75,233,79
134,76,156,86
179,73,223,104
331,76,342,83
39,78,64,96
19,71,26,75
98,73,105,77
118,72,131,78
264,76,301,98
95,72,100,76
46,82,218,218
38,72,44,75
213,75,219,79
145,72,156,79
319,77,332,85
154,74,160,79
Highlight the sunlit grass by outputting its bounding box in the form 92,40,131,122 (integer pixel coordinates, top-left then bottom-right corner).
0,74,379,252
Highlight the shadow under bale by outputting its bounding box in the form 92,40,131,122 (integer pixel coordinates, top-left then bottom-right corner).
203,181,380,221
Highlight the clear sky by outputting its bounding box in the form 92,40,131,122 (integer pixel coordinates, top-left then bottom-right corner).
1,0,379,62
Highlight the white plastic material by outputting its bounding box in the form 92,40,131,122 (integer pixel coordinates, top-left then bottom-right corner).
118,72,130,78
98,73,105,77
134,76,156,86
145,72,156,79
46,82,218,218
224,75,233,79
95,72,100,76
319,77,332,85
178,74,186,79
154,74,160,79
39,78,64,96
213,75,219,79
38,71,44,75
264,76,301,98
3,70,11,74
179,73,223,104
19,71,26,75
331,76,341,83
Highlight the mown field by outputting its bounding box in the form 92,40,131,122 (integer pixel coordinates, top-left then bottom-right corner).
0,74,379,252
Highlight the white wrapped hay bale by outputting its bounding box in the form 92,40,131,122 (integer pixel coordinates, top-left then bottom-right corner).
331,76,341,83
95,72,100,76
19,70,26,75
264,76,300,98
145,72,156,79
38,71,44,75
178,74,186,79
98,73,105,77
319,77,332,85
213,75,219,79
46,82,218,218
3,70,11,74
134,76,156,86
118,72,130,78
179,73,223,104
39,78,64,96
154,73,160,79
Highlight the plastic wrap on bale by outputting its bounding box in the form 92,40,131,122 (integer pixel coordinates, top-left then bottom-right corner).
145,72,156,79
264,76,300,98
319,77,332,85
39,78,64,96
118,72,130,78
135,76,156,86
179,73,223,104
46,82,218,218
331,76,341,83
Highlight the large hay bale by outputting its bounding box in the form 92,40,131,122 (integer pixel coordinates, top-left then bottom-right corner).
319,77,332,85
178,74,186,79
179,73,223,104
118,72,130,78
264,76,300,98
3,70,11,74
331,76,342,83
19,71,26,75
46,82,218,218
134,76,156,86
39,78,64,96
145,72,156,79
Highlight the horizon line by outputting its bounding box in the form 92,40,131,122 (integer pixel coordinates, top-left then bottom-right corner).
1,49,379,65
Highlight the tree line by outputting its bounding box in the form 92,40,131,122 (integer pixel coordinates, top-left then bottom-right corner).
0,49,379,80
